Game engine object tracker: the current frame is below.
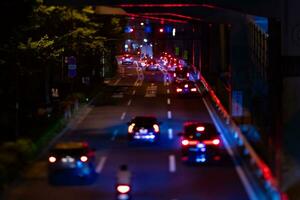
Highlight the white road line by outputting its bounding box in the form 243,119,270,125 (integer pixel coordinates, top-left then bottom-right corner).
111,129,119,140
169,155,176,173
167,89,170,94
127,99,132,106
132,90,136,95
202,98,257,200
96,156,107,173
167,98,171,105
121,112,126,120
168,128,173,139
168,111,172,119
114,78,121,86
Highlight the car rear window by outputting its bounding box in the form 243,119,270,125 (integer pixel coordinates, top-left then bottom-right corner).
184,124,218,139
50,148,87,157
133,117,157,125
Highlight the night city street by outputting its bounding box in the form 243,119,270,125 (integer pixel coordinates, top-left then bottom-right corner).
1,0,300,200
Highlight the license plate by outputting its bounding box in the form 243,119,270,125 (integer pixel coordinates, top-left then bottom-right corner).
139,129,148,134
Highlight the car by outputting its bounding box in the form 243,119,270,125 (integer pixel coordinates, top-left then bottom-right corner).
127,116,161,142
174,80,198,96
121,54,134,65
48,141,96,184
178,122,223,163
145,59,159,71
173,67,190,81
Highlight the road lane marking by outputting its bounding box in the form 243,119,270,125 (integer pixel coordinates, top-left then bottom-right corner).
167,98,171,105
202,98,257,200
127,99,132,106
132,90,136,95
168,111,172,119
111,129,119,140
167,89,170,94
96,156,107,173
169,155,176,173
121,112,126,120
114,78,121,86
168,128,173,139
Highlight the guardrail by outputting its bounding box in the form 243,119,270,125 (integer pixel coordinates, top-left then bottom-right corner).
191,68,287,200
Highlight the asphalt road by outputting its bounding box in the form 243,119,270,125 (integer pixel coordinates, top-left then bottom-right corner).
4,63,249,200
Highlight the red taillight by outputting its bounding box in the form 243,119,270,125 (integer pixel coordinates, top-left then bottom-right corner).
203,139,220,145
130,57,133,59
182,140,189,146
212,139,220,145
80,156,88,162
49,156,56,163
117,185,130,194
176,88,182,93
153,124,159,133
122,57,125,59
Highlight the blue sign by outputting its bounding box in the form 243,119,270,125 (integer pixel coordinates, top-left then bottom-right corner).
67,56,77,78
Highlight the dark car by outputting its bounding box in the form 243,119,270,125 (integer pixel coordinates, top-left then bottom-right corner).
173,67,189,81
127,116,161,142
144,58,159,71
179,122,223,163
48,141,96,184
174,80,198,96
121,54,134,65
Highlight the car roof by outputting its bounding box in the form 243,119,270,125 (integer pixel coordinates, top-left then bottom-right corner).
132,116,158,122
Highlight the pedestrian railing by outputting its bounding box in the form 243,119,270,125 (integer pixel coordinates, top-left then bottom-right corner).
194,72,287,200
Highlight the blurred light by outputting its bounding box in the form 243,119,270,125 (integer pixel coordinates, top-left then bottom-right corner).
212,139,220,145
176,88,182,93
153,124,160,132
80,156,88,162
86,98,89,102
140,45,143,48
128,123,135,133
124,44,129,48
140,22,144,26
191,88,197,92
145,25,152,33
130,28,134,32
172,28,176,36
143,38,148,43
159,28,164,33
196,126,205,132
181,139,189,145
49,156,56,163
117,185,131,194
187,72,190,77
184,84,188,88
150,43,153,47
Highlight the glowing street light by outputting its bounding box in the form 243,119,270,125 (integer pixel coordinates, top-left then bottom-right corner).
140,22,144,26
143,38,148,43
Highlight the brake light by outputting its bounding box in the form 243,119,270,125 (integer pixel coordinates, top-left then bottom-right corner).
191,88,197,92
49,156,56,163
80,156,88,162
182,140,189,146
117,185,131,194
196,126,205,132
212,139,220,145
153,124,160,133
176,88,182,92
130,57,133,59
122,57,125,59
128,123,135,133
184,84,188,88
